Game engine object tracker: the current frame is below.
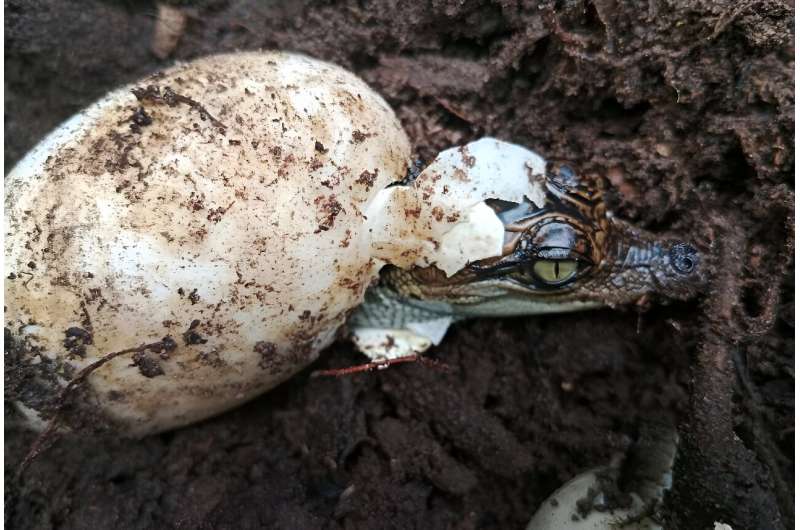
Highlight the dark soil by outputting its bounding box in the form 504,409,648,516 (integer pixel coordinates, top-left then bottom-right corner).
4,1,794,529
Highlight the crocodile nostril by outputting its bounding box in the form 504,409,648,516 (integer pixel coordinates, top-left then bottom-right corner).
669,243,698,274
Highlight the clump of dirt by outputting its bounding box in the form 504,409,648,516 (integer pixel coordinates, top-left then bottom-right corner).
4,1,793,529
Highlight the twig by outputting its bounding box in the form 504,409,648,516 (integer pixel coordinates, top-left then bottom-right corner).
16,338,177,478
311,354,452,377
131,85,227,131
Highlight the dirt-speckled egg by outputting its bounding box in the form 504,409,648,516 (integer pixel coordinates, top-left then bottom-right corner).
5,51,411,436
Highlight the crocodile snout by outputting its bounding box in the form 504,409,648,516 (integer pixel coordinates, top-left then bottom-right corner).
649,239,706,300
605,226,706,303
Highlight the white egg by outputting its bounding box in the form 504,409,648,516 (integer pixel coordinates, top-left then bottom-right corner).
526,469,658,530
528,426,677,530
5,51,411,436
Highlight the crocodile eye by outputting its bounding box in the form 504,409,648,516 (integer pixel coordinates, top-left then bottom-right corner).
531,259,578,285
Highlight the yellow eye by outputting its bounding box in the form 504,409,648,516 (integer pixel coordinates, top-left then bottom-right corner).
532,259,578,285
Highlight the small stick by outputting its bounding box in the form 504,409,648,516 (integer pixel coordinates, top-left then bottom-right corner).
16,339,176,478
312,354,452,378
131,85,227,131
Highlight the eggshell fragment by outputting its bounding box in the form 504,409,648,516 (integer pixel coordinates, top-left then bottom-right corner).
5,51,411,436
367,138,547,276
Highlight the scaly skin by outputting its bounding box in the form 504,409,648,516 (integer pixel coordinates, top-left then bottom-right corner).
349,162,704,351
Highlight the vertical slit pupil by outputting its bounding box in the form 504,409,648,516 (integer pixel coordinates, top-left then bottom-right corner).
554,261,560,277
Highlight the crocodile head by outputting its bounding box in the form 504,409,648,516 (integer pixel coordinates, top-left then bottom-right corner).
386,161,705,317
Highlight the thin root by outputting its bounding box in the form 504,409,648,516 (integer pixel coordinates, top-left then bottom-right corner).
16,339,178,479
311,354,452,378
131,85,227,131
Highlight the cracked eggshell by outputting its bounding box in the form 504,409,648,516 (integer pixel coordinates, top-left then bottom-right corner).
5,51,411,436
367,138,547,276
